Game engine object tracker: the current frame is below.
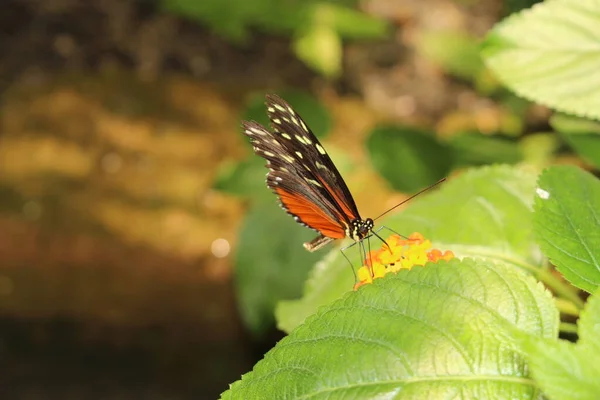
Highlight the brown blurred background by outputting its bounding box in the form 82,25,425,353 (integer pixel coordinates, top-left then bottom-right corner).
0,0,531,398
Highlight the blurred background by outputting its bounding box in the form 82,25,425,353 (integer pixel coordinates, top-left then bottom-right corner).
2,0,598,398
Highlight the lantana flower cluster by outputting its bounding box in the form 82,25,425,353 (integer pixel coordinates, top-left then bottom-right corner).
354,232,454,290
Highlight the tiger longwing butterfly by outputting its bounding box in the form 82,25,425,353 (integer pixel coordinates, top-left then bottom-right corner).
242,94,442,252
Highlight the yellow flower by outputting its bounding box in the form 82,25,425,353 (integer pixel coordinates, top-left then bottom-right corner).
353,232,454,290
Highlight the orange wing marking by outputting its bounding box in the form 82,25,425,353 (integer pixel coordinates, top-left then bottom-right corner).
275,188,346,238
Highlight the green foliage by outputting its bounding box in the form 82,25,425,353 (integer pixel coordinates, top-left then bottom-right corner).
227,162,600,399
160,0,387,77
522,289,600,400
448,133,522,167
550,114,600,169
533,166,600,294
294,24,342,79
234,200,323,335
418,30,484,81
277,165,540,333
503,0,544,14
481,0,600,121
366,125,452,192
222,258,558,399
219,91,335,335
225,0,600,395
213,157,271,200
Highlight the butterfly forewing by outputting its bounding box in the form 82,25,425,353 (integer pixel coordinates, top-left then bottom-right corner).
241,94,364,243
264,95,362,220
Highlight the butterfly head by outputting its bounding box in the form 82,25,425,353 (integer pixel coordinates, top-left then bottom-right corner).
347,218,374,242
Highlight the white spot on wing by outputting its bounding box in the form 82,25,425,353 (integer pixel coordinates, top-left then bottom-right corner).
536,188,550,199
295,135,307,145
250,127,265,135
274,104,286,112
295,151,303,159
300,120,308,132
306,178,323,187
316,144,327,155
273,118,281,124
281,133,292,140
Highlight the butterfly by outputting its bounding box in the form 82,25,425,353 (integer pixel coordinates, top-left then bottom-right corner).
242,94,444,253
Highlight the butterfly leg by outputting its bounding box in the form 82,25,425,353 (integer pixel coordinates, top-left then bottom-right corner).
378,225,408,240
369,228,392,254
340,241,360,283
359,239,372,277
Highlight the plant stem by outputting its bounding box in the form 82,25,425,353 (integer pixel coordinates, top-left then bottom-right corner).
559,322,578,335
555,298,580,317
535,267,585,310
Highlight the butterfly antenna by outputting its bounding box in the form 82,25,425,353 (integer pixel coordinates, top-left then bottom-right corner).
373,178,447,221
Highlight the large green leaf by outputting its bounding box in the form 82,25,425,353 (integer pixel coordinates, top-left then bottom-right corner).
367,125,452,192
277,165,540,333
523,289,600,400
234,200,323,335
533,165,600,293
481,0,600,120
223,258,558,399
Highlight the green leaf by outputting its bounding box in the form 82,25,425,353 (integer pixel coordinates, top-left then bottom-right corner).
161,0,252,41
550,113,600,135
481,0,600,120
520,133,561,168
213,157,271,200
316,3,389,40
366,125,452,192
523,290,600,400
525,339,600,400
550,114,600,169
449,133,522,167
579,288,600,353
234,201,323,335
560,134,600,169
533,165,600,293
294,25,342,78
418,30,484,80
278,165,540,333
241,90,332,139
504,0,544,14
223,258,558,399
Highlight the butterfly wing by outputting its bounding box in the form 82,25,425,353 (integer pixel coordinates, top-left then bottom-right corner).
241,94,363,246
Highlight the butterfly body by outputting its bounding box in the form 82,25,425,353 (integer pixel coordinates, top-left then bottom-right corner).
242,94,373,251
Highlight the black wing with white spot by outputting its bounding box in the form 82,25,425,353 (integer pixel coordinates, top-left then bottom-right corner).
241,94,363,242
